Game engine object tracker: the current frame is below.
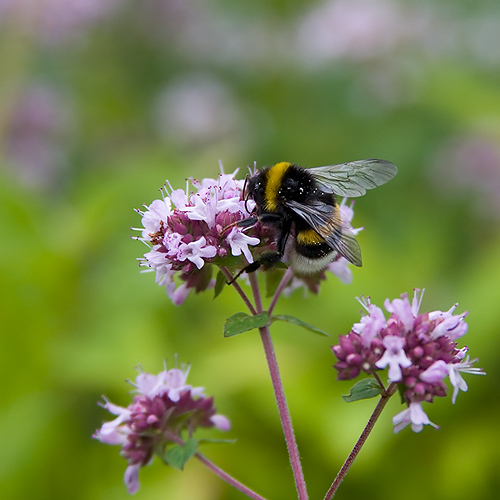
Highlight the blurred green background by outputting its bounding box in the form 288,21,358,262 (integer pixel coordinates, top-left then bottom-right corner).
1,0,499,499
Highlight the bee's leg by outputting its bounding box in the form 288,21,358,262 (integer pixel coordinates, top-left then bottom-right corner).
235,213,282,228
257,252,284,269
258,214,283,224
226,216,292,284
253,218,291,269
226,253,279,285
235,216,259,228
223,214,281,235
226,260,261,285
275,218,292,256
227,218,292,284
227,259,260,283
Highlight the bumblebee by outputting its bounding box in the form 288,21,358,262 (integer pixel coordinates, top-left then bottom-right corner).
233,159,397,280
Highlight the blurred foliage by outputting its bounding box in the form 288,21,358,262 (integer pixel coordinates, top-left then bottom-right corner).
1,0,499,499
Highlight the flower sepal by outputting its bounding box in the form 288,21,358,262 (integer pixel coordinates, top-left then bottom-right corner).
214,270,228,299
162,437,199,471
182,263,214,293
212,254,248,270
264,267,288,297
342,378,384,403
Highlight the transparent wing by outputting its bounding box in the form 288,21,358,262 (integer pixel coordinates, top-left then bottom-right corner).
286,199,362,267
309,159,398,197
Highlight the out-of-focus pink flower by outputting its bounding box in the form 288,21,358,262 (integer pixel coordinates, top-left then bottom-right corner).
94,364,230,494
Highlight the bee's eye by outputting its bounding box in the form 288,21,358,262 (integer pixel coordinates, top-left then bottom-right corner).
248,179,265,205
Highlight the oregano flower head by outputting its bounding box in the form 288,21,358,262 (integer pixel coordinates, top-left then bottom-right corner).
93,364,230,494
332,290,485,433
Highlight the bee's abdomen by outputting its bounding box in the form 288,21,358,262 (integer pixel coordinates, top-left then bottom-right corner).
291,240,337,274
296,228,325,246
295,240,332,259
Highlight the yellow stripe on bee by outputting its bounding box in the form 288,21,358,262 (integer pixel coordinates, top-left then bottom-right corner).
296,228,325,245
264,162,291,211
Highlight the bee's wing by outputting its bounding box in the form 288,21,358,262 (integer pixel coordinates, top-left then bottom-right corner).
310,159,397,197
286,200,362,267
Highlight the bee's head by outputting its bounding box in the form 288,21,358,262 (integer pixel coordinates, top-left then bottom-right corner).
245,170,266,209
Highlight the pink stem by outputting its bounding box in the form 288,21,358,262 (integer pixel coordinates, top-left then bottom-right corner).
323,382,398,500
195,452,268,500
164,431,268,500
220,266,257,315
268,267,294,316
249,273,309,500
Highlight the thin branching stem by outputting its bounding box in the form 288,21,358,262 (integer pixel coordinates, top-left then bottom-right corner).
164,432,268,500
195,452,269,500
249,271,264,313
220,266,257,315
373,372,387,395
268,267,294,316
323,382,398,500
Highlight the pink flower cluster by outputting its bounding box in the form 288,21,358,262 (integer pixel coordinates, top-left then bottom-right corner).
332,290,485,433
134,169,260,304
94,365,230,494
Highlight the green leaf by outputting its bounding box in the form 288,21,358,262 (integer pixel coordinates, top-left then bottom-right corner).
223,311,269,337
265,268,286,297
212,255,243,268
342,379,383,402
193,264,213,292
271,315,329,336
198,438,238,445
164,438,199,470
397,383,406,405
214,270,226,299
